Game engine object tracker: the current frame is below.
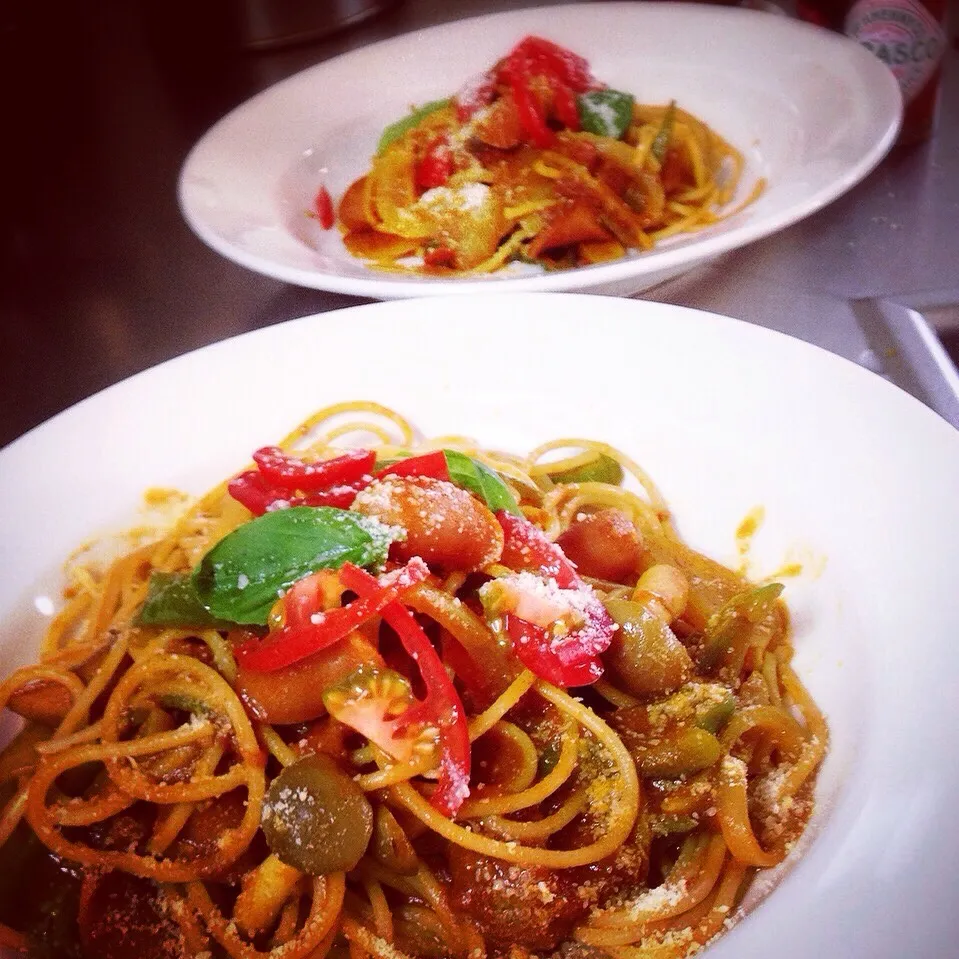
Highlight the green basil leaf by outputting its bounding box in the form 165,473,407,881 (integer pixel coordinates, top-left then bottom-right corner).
651,99,677,163
577,89,635,139
193,506,398,625
135,571,232,628
376,98,451,154
443,450,522,516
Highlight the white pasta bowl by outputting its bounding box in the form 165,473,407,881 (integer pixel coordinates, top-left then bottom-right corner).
178,2,901,298
2,293,958,957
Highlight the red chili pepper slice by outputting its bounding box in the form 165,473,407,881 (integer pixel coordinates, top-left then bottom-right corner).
252,447,374,492
340,563,471,817
511,36,596,93
504,614,605,687
415,137,454,191
314,185,335,229
496,36,596,143
496,511,580,589
440,631,499,705
235,559,430,672
375,449,450,481
549,75,581,131
228,470,283,516
423,246,456,268
304,483,367,509
500,52,554,148
228,470,367,516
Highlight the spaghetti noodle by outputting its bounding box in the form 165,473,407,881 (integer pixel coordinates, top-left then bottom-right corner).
0,402,826,959
325,37,762,276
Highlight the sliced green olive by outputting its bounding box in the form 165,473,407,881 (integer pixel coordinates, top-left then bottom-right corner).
157,691,212,716
371,806,419,876
632,727,722,779
537,740,561,777
544,452,624,486
650,813,700,836
697,694,737,734
655,683,736,734
376,99,451,154
700,582,784,670
604,598,693,697
262,754,373,874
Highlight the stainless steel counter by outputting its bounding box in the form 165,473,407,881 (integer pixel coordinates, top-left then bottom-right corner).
646,19,959,425
3,0,958,445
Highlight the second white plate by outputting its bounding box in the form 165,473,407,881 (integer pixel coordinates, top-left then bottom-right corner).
2,294,959,957
178,2,901,299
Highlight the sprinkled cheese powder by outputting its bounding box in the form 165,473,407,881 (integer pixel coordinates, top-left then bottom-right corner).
631,878,689,916
585,99,621,137
481,571,597,624
647,682,729,729
419,182,491,215
722,754,748,781
378,555,429,588
458,182,491,211
352,511,406,553
594,878,689,925
352,479,397,514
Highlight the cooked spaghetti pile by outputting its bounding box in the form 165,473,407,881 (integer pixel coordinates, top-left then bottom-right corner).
325,36,761,276
0,402,825,959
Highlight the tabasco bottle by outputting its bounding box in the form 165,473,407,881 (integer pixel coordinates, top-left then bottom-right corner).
797,0,948,145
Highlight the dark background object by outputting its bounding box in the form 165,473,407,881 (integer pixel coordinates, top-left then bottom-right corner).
1,0,395,447
796,0,948,145
1,0,957,448
237,0,404,50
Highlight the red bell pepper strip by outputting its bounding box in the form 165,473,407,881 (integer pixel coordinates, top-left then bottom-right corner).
228,470,283,515
549,75,581,131
235,559,430,671
314,185,335,230
415,137,454,191
375,449,450,481
228,470,367,516
340,563,471,817
252,447,375,492
510,36,596,93
496,36,597,144
500,52,554,148
496,511,581,589
504,613,605,687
